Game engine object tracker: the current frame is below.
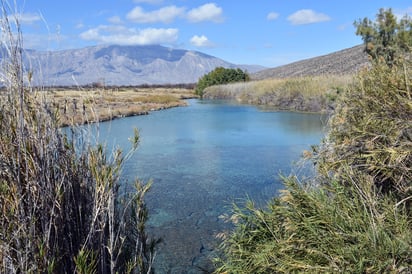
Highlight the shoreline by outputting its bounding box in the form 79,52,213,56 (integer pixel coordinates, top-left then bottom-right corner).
47,85,331,128
43,87,198,126
59,100,191,127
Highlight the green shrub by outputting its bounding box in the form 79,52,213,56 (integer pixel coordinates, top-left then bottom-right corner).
355,8,412,66
195,67,249,97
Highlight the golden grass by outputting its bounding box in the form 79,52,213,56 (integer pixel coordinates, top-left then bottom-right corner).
206,74,353,98
36,87,196,126
204,74,354,112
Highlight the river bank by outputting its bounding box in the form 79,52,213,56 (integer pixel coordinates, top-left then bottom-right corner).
34,74,351,127
203,74,353,113
40,87,197,126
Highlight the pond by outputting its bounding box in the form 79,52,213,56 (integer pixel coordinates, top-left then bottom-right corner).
94,99,326,273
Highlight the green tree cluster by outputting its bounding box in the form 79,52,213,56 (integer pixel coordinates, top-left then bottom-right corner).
195,67,249,97
215,8,412,273
355,8,412,65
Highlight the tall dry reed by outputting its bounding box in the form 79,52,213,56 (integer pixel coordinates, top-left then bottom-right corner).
0,2,157,273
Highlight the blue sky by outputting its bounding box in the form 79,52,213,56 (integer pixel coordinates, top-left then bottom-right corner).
9,0,412,67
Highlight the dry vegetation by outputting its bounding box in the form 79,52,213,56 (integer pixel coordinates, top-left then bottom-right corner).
204,74,354,112
0,4,163,272
37,87,196,126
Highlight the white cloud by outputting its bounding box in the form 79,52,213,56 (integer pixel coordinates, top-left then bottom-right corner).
190,35,214,47
79,25,178,45
126,5,185,23
108,16,122,24
287,9,330,25
267,12,279,21
337,23,350,31
126,2,224,24
187,3,223,23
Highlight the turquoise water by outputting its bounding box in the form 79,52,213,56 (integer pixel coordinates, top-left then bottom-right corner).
95,99,326,273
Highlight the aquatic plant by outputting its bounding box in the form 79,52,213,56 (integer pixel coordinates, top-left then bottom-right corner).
315,57,412,205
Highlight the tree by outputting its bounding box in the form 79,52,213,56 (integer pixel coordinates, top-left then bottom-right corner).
195,67,249,97
354,8,412,65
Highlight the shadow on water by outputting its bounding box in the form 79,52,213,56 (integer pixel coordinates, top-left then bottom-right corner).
94,99,325,273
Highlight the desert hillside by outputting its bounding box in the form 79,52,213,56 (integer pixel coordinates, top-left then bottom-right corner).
252,45,368,80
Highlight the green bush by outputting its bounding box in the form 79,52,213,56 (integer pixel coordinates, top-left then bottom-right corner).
195,67,249,97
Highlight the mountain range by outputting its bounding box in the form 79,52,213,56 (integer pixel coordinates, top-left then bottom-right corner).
22,45,264,86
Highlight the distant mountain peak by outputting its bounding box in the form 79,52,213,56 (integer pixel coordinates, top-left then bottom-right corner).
22,44,264,86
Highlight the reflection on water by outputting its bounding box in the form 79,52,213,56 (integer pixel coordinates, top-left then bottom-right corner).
95,99,325,273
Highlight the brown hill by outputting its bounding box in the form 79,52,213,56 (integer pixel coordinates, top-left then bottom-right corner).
251,45,369,80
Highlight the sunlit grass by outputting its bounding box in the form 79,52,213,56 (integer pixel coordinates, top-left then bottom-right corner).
204,74,354,112
33,87,195,126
